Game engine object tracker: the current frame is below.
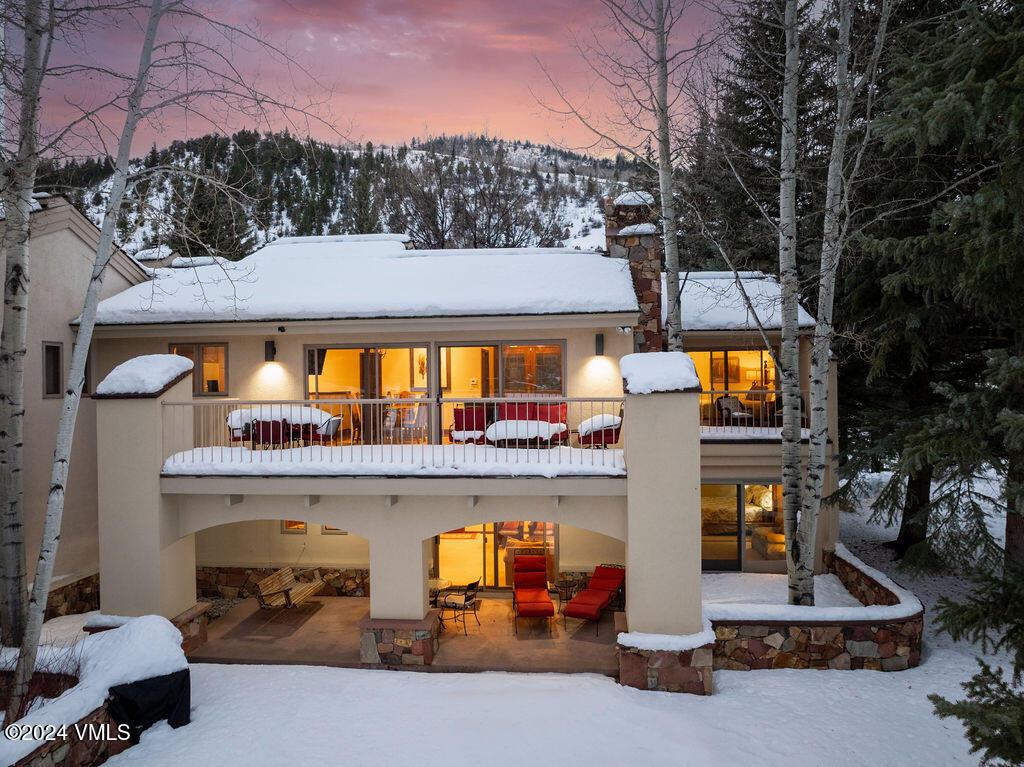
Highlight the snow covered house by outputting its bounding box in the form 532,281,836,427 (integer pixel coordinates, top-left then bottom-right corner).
32,194,840,676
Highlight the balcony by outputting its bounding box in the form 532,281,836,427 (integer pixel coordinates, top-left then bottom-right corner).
161,397,627,478
698,389,810,441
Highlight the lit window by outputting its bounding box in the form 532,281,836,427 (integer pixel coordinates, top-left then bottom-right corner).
501,344,563,394
169,343,227,395
281,520,306,534
43,342,62,397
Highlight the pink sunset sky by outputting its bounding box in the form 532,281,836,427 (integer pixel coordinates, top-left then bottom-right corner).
45,0,713,154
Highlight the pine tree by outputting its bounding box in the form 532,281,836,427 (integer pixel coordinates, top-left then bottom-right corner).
872,2,1024,760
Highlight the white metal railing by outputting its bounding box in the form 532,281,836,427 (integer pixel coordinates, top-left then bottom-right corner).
161,396,626,475
699,389,809,435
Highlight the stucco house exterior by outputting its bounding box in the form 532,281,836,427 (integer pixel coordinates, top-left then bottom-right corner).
0,195,148,615
20,193,891,690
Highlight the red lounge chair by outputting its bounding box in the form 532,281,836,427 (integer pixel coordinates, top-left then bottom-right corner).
512,555,554,634
562,564,625,635
449,404,488,444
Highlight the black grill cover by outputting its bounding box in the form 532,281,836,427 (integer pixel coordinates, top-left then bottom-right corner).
107,668,191,743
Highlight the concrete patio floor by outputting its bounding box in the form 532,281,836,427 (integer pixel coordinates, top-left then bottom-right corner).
190,596,619,676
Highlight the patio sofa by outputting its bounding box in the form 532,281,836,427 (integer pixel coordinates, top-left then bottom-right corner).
562,564,625,635
484,402,569,447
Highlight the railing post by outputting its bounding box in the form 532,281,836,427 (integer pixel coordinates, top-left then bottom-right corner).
95,367,196,618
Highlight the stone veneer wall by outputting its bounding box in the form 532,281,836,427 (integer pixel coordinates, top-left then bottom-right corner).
13,706,130,767
618,643,714,695
359,611,441,667
45,573,100,621
603,198,664,353
711,551,923,672
196,566,369,599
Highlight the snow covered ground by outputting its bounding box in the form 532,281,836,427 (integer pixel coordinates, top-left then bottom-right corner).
105,492,994,766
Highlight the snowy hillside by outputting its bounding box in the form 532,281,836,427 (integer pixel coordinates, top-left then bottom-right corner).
44,132,626,259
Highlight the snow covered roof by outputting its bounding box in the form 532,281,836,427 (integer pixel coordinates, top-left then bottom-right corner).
620,351,701,394
613,191,654,206
133,244,175,262
94,354,193,396
667,271,816,331
93,237,639,325
169,255,228,268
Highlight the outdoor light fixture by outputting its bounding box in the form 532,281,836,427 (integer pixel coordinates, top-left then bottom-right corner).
617,325,632,335
265,340,277,362
595,333,605,356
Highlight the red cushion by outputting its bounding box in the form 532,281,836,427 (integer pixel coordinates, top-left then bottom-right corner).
514,571,547,589
536,402,567,424
563,601,602,621
579,427,621,446
591,566,625,587
515,587,551,604
516,597,554,618
586,577,622,593
569,589,613,607
453,405,488,431
498,402,537,421
514,555,547,572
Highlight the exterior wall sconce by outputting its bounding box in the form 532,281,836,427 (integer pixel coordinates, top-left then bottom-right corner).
595,333,605,356
265,340,277,362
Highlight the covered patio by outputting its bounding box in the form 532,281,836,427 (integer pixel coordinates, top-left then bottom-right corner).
190,596,619,675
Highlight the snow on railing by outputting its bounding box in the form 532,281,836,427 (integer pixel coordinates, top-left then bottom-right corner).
160,397,626,477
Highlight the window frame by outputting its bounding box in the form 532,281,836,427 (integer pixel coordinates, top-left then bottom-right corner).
280,520,307,534
168,342,229,397
42,341,63,399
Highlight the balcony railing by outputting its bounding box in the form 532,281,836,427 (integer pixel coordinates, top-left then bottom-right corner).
161,397,627,477
699,389,809,439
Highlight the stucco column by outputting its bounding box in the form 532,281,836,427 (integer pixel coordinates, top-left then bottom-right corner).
96,375,196,618
368,531,429,620
624,382,703,635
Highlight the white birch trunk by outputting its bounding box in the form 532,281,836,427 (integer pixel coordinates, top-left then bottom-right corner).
798,0,893,578
797,0,853,582
777,0,809,605
5,0,164,722
0,0,46,645
655,0,682,352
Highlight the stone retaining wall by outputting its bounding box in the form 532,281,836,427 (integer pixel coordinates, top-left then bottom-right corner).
712,617,922,671
710,550,923,672
45,573,100,621
359,611,441,667
196,566,369,599
14,705,130,767
618,644,714,694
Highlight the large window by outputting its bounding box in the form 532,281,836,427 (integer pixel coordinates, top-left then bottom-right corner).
700,483,783,570
691,349,776,405
501,344,563,394
169,343,227,395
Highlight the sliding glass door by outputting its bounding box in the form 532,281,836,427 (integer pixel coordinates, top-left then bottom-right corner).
435,520,557,589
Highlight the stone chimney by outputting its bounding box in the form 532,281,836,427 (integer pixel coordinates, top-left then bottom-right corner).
604,192,665,353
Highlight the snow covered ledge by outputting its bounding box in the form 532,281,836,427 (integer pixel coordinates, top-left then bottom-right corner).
619,351,702,394
93,354,193,399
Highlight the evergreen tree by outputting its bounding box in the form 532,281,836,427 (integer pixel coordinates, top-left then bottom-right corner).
870,2,1024,760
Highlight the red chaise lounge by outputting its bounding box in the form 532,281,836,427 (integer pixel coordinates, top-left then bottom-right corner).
562,564,625,635
512,555,555,633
